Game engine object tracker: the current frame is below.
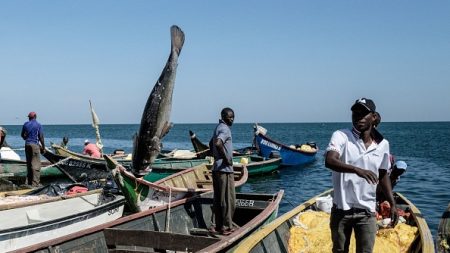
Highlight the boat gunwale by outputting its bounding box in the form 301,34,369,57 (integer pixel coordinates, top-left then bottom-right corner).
15,191,273,253
0,193,125,236
197,189,284,252
234,189,435,253
256,133,318,155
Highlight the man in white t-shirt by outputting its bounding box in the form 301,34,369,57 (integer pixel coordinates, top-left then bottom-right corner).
325,98,398,253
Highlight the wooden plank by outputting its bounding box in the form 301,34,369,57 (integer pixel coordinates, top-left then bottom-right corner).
104,228,220,252
109,250,157,253
196,180,213,185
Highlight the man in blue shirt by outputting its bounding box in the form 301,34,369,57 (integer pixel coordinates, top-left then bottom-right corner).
21,111,45,186
210,107,236,235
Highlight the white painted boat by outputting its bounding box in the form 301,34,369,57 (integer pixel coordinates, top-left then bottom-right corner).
0,147,20,161
0,189,125,252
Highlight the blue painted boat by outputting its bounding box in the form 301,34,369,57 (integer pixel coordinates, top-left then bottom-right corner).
254,124,317,166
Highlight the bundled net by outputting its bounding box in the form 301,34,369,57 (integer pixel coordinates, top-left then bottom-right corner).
288,210,418,253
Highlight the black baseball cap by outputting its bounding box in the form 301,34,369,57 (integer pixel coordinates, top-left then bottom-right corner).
351,98,376,112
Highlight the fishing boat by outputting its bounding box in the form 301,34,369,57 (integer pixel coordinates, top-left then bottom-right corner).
189,130,258,159
51,143,130,162
142,156,214,182
105,155,248,212
43,148,213,182
438,203,450,253
254,124,317,166
0,146,21,161
234,189,435,253
16,189,283,253
233,155,281,176
0,188,125,252
0,158,64,183
140,155,279,182
157,148,199,160
43,148,117,182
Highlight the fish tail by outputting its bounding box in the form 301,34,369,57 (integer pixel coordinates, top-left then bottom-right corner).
170,25,185,55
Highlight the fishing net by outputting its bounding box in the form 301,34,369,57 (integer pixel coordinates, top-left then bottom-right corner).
288,210,418,253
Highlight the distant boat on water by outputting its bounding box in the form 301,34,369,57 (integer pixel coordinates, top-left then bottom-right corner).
254,124,317,166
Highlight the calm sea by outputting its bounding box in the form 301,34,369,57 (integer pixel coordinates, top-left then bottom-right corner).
3,122,450,239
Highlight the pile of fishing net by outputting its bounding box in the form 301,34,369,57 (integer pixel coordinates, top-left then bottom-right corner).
288,210,418,253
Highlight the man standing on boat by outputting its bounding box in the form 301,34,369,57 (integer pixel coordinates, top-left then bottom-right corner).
210,107,236,235
325,98,398,253
21,111,45,187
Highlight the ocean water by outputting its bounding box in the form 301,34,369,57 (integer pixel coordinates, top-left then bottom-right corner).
3,122,450,240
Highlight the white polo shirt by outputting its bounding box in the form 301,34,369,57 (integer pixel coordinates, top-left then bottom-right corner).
326,128,390,212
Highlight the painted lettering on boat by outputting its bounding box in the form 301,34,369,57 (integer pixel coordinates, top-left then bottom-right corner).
236,199,254,207
108,207,119,216
63,160,91,169
151,190,183,201
260,139,281,151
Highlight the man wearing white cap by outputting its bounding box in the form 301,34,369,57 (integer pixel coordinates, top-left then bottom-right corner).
390,160,407,188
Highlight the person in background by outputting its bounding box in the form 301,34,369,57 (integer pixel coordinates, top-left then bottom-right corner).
377,159,408,202
21,111,45,187
390,160,407,188
325,98,398,253
0,126,6,148
373,112,381,128
82,139,101,158
0,126,6,159
210,107,236,236
60,136,69,149
372,111,408,198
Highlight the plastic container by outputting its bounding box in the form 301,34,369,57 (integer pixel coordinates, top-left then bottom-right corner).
316,195,333,213
240,157,249,165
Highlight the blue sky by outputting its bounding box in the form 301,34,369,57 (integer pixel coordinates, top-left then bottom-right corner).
1,1,449,124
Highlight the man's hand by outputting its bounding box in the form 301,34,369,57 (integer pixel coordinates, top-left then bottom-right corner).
40,146,45,154
390,205,399,227
355,167,378,184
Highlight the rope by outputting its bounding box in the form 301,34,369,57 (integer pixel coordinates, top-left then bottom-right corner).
165,186,172,232
41,157,71,170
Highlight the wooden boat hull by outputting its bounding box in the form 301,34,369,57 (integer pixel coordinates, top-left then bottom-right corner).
0,158,64,182
18,190,284,253
438,203,450,253
43,149,114,181
254,133,317,166
234,189,435,253
189,130,258,159
233,155,281,176
44,148,213,182
0,147,21,161
106,155,248,212
143,157,214,182
0,190,125,252
143,155,279,181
